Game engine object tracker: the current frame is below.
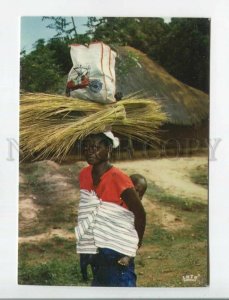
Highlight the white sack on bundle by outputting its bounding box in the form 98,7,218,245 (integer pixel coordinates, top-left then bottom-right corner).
67,42,117,104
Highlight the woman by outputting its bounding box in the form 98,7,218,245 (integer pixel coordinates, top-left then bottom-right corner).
75,131,146,287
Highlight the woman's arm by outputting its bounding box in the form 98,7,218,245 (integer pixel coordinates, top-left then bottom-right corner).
121,188,146,248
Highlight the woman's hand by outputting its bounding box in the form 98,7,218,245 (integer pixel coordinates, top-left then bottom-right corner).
118,256,131,266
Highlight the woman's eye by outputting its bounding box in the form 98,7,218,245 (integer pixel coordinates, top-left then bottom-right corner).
83,145,100,151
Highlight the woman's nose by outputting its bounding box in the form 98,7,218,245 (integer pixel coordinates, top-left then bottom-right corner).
88,148,93,154
87,145,95,154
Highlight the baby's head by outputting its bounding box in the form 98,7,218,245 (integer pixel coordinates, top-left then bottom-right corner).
130,174,147,200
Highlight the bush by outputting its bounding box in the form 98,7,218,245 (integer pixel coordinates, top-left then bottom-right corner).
190,164,208,187
20,39,63,93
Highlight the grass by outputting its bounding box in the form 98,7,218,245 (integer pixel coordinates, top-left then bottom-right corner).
18,237,87,286
135,239,208,287
189,164,208,187
146,181,207,211
135,207,208,287
134,177,208,287
18,160,208,287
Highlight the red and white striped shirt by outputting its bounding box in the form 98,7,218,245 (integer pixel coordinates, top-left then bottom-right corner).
75,166,139,256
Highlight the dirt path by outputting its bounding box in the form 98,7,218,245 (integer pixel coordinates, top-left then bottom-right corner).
115,156,208,202
19,229,75,244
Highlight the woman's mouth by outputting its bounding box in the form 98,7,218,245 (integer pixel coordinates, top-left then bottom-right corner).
86,155,96,162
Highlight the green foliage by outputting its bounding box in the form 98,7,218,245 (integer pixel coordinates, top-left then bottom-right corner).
87,17,168,53
21,17,210,93
46,38,72,74
88,17,210,92
190,164,208,187
20,36,91,93
116,50,140,76
155,18,210,93
20,39,63,93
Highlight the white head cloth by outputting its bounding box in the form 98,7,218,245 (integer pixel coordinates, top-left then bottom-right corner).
103,131,120,148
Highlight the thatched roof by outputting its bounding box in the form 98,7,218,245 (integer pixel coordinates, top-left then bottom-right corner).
115,46,209,126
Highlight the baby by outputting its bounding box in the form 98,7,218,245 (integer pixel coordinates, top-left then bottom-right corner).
118,174,147,266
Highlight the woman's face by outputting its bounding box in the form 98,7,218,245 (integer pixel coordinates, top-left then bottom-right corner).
83,135,111,165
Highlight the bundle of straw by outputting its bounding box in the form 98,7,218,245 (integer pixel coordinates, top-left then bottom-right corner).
20,92,167,160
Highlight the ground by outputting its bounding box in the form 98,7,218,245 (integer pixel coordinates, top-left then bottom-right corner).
116,157,207,202
18,155,208,287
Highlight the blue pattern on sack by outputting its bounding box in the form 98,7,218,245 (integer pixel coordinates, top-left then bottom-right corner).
89,80,103,93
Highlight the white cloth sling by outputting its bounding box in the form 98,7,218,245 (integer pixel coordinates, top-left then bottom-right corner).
75,189,139,257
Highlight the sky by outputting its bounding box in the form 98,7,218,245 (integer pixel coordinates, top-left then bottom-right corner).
21,16,88,53
21,16,171,53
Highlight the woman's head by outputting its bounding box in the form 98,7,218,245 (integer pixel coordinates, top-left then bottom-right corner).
82,133,114,165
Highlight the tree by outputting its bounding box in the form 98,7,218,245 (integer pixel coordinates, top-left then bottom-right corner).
42,17,91,44
87,17,210,93
20,39,62,92
21,17,210,93
156,18,210,93
87,17,168,53
42,17,77,39
46,38,72,74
